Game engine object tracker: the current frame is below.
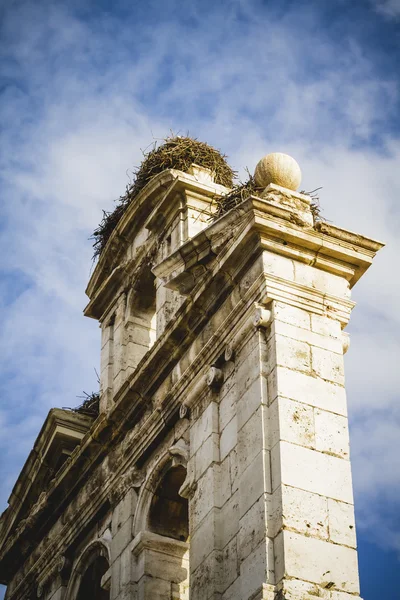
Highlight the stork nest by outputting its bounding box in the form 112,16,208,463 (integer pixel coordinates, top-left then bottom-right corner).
213,174,263,219
73,392,100,417
91,136,236,258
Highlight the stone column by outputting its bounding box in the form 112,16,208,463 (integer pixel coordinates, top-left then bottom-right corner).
187,398,224,600
265,300,359,599
132,532,189,600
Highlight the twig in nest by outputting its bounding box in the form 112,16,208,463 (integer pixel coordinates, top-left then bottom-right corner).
212,172,263,220
300,187,323,225
91,135,236,259
72,391,100,416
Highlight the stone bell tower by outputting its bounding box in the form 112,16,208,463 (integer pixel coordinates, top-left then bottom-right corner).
0,147,383,600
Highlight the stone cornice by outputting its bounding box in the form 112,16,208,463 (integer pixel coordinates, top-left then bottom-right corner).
250,195,384,286
131,530,189,558
155,195,384,292
0,410,92,554
261,273,355,326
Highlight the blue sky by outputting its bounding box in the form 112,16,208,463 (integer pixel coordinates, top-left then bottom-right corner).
1,0,400,597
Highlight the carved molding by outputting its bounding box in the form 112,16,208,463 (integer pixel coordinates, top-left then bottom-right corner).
179,474,197,500
108,467,145,507
179,403,190,419
37,554,70,597
168,443,189,468
253,306,273,329
206,366,224,389
261,273,355,326
224,343,235,362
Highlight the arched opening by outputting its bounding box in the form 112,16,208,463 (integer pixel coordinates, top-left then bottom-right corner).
130,268,157,348
65,541,111,600
148,464,189,541
124,268,157,379
132,459,190,599
76,555,109,600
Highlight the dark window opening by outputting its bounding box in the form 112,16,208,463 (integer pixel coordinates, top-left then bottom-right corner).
76,555,109,600
130,268,157,349
148,465,189,541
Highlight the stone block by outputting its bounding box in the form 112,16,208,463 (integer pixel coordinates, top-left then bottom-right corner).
219,382,237,432
274,334,311,373
275,530,360,593
124,340,149,370
190,550,221,600
221,576,241,600
314,409,350,458
239,451,271,517
137,575,172,600
240,540,268,600
331,592,364,600
229,446,239,494
220,416,237,461
137,547,188,584
220,536,239,594
269,397,315,450
219,458,232,508
219,492,239,548
47,585,67,600
237,375,268,430
191,463,230,528
238,494,267,562
328,498,357,548
276,578,323,599
190,402,219,454
191,509,217,571
111,557,121,598
292,261,350,298
238,407,268,473
125,320,154,347
311,346,345,385
120,544,133,589
194,432,219,479
262,250,295,281
311,314,342,337
190,468,216,527
271,319,343,354
281,484,329,540
111,517,133,562
270,367,347,416
271,441,354,503
101,323,113,349
273,301,311,330
111,488,137,534
235,342,263,396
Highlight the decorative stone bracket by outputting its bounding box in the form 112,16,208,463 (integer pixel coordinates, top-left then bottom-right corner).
37,555,71,597
253,305,273,329
206,366,224,390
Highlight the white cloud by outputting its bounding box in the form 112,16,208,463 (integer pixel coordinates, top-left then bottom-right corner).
373,0,400,17
0,0,399,561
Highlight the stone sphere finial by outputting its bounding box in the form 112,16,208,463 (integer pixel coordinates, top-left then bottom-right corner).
254,152,301,191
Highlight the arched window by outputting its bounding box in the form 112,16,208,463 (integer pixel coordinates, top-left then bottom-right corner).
148,464,189,541
65,540,111,600
125,268,157,376
133,451,190,599
76,555,109,600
